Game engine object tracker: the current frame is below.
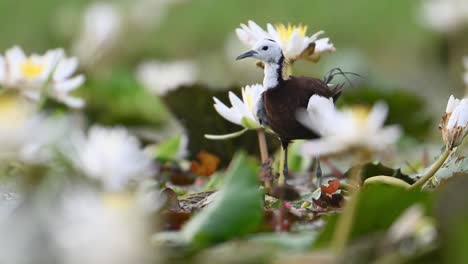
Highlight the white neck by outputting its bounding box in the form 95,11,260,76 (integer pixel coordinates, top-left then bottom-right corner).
263,62,281,90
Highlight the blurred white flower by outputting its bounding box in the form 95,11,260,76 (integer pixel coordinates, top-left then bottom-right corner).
440,95,468,150
136,60,197,95
0,46,62,91
0,95,67,163
421,0,468,33
297,95,401,157
72,126,155,191
236,20,335,62
213,84,265,129
73,2,122,67
0,46,85,108
387,205,436,248
51,187,151,264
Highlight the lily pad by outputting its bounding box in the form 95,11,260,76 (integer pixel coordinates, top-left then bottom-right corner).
344,162,415,184
432,154,468,183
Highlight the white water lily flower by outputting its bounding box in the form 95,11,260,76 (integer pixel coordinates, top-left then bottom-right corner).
136,60,197,96
214,84,264,128
72,126,155,191
206,84,265,140
0,46,85,108
73,2,122,67
0,46,62,91
297,95,401,157
236,20,335,62
439,95,468,150
51,187,150,264
421,0,468,33
0,95,68,164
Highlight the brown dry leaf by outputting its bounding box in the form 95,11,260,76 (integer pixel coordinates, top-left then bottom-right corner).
190,151,220,177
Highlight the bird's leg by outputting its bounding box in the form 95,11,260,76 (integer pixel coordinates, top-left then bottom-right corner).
316,157,322,186
283,146,288,180
278,141,289,186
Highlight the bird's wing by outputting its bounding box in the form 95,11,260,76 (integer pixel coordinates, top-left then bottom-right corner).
286,76,342,101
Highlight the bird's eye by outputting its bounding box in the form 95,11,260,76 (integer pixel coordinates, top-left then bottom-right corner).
262,46,268,51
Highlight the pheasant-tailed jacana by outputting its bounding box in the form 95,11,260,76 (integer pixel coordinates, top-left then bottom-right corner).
236,39,342,185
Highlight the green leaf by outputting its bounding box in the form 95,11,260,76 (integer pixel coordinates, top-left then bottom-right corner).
153,135,183,162
182,152,263,248
81,71,170,127
344,162,415,184
315,184,433,248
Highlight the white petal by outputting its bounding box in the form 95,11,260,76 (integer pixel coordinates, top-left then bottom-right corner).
266,23,280,42
213,97,242,125
235,29,251,46
367,102,389,131
54,75,85,92
286,30,307,59
314,38,336,53
41,49,65,80
300,138,346,157
228,91,250,117
54,57,79,81
57,95,86,109
248,20,267,36
309,30,325,42
5,46,26,82
5,46,26,63
446,95,460,113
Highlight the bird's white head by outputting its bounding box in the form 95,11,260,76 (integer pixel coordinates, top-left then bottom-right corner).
236,39,283,64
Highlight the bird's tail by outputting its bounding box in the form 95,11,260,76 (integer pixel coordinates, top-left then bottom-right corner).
331,83,344,102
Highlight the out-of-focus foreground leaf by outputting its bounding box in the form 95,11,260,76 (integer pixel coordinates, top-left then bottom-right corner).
182,152,263,249
315,184,433,248
435,176,468,264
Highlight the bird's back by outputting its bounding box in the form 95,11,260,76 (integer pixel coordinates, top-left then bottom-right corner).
258,76,342,142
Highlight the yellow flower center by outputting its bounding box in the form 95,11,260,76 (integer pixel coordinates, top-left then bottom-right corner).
350,106,371,125
275,23,308,42
0,94,31,127
102,192,134,210
20,59,45,79
245,93,253,112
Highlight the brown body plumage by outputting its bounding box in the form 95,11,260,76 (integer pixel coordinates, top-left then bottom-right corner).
258,76,342,145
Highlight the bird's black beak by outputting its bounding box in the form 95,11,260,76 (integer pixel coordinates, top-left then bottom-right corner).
236,50,258,60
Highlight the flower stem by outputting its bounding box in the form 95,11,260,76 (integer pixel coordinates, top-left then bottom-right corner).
331,165,362,256
256,129,272,191
256,129,269,163
410,148,451,190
